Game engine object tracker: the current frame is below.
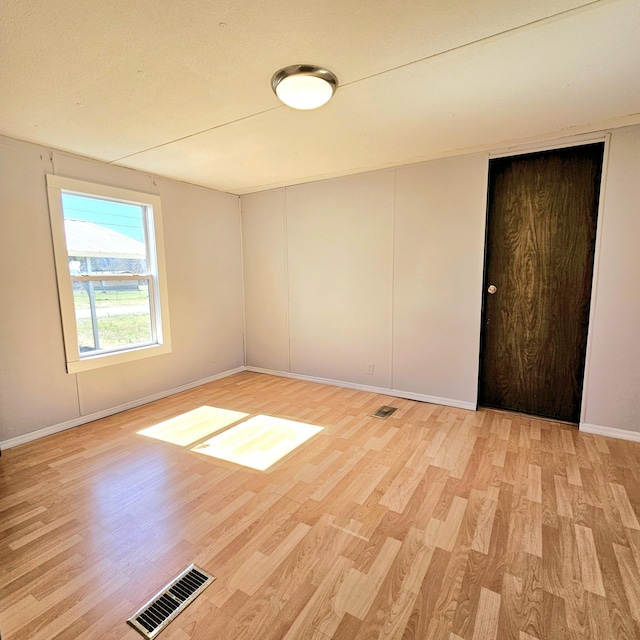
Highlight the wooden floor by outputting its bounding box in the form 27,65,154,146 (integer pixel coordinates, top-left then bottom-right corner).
2,372,640,640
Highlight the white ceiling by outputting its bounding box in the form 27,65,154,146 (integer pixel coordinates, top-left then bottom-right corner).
2,0,639,194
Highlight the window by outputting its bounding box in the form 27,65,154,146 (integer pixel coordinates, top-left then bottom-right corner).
46,175,171,373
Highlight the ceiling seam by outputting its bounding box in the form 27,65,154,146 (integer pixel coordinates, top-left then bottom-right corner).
109,0,607,165
338,0,607,89
109,105,282,163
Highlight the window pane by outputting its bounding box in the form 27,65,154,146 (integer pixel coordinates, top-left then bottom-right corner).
61,193,148,275
74,280,153,354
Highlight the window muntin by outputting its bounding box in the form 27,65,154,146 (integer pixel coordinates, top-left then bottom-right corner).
47,176,171,373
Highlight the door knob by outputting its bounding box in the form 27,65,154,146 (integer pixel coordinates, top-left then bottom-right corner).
488,285,497,294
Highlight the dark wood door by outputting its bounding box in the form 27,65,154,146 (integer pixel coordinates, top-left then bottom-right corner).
479,143,604,423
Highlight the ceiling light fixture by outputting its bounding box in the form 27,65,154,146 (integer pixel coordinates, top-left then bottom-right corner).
271,65,338,110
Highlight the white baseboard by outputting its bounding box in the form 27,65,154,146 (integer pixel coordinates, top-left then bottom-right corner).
1,366,246,450
245,366,477,411
16,366,634,450
2,365,479,450
579,422,640,443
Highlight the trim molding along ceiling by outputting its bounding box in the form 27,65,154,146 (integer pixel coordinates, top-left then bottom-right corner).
5,365,640,449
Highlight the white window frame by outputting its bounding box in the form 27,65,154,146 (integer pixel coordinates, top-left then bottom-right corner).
46,175,172,373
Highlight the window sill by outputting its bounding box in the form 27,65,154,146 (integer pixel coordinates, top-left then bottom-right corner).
66,342,172,373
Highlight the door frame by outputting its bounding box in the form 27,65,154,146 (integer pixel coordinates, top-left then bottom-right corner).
477,131,612,425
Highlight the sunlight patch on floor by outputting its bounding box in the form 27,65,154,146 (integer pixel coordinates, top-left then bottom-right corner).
191,415,323,471
137,406,249,446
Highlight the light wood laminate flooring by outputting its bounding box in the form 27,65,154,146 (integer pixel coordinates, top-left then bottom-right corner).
2,372,640,639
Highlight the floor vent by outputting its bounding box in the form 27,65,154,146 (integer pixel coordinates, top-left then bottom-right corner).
372,405,398,419
127,564,215,639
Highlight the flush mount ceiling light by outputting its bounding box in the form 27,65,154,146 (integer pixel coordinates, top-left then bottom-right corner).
271,65,338,110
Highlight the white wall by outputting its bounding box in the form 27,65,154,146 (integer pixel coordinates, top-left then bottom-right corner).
0,139,80,436
3,124,640,444
393,156,487,403
582,125,640,434
241,129,640,434
241,155,488,408
287,171,395,388
241,189,290,372
0,136,244,443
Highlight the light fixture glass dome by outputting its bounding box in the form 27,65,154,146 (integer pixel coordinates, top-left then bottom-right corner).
271,65,338,110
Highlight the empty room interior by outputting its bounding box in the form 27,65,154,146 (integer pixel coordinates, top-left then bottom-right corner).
2,0,640,638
